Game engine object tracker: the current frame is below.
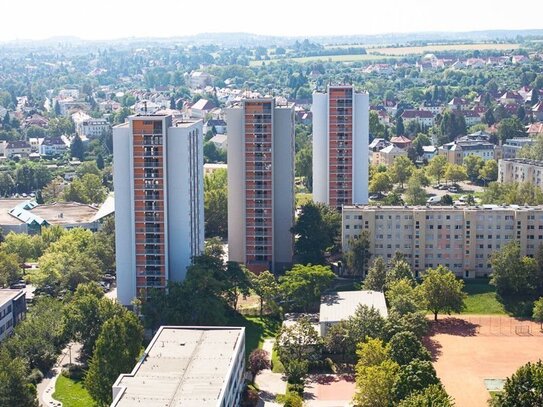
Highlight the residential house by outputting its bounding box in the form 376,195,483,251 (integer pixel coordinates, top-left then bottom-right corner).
448,97,469,111
190,99,216,119
422,145,437,161
3,140,31,158
459,110,482,126
189,71,213,89
420,101,444,115
209,134,227,151
499,91,524,105
372,144,407,166
78,118,111,138
40,137,68,156
390,135,412,150
205,119,227,134
527,122,543,137
533,102,543,122
401,109,435,128
23,114,49,128
439,140,496,165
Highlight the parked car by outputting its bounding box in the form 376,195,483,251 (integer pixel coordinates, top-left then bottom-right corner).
448,186,459,193
9,282,26,289
427,196,442,205
369,192,385,200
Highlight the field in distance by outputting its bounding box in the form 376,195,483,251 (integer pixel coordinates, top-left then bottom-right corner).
251,42,521,66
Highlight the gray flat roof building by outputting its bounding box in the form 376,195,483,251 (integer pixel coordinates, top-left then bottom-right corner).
111,326,245,407
319,290,388,335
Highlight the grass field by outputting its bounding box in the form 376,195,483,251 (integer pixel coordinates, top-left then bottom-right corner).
462,279,506,315
53,376,95,407
367,43,520,56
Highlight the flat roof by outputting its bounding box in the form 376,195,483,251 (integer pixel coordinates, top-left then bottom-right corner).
112,326,244,407
29,202,98,224
0,289,24,305
343,204,543,212
0,199,26,225
320,290,388,323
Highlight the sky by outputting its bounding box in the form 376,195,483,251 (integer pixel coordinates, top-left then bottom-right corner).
1,0,542,41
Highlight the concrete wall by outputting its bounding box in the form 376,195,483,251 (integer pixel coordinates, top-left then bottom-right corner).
312,92,328,204
226,108,245,264
113,125,135,306
353,92,369,204
167,122,204,282
273,107,295,268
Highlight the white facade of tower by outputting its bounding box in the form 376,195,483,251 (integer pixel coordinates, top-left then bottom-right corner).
312,86,369,207
113,115,204,306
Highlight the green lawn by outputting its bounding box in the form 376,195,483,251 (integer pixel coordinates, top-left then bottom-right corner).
271,346,285,373
249,53,400,66
227,314,282,358
53,376,95,407
462,279,506,314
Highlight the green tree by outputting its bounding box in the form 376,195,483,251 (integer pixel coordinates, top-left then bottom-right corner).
497,117,525,144
344,231,371,277
354,359,399,407
251,270,279,317
386,279,424,315
291,202,341,264
398,384,453,406
405,174,427,205
0,249,22,286
223,261,252,310
387,331,431,366
363,257,387,292
444,163,467,184
393,362,442,403
356,338,389,368
390,156,415,189
533,297,543,330
369,172,392,194
204,168,228,238
491,361,543,407
463,155,485,183
323,321,350,358
0,350,38,407
85,313,143,406
479,159,498,184
386,259,416,289
248,349,270,378
70,135,85,160
419,265,466,321
279,264,335,312
490,241,539,297
277,316,322,362
384,311,428,340
346,305,386,353
396,116,405,136
427,155,448,184
42,177,66,203
295,145,312,190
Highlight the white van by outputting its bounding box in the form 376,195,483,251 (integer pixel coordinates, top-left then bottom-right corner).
426,196,442,205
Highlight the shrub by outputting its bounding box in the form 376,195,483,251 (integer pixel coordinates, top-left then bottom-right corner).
325,357,337,373
28,368,44,385
61,363,85,380
287,383,304,395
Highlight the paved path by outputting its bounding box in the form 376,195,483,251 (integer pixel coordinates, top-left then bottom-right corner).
255,339,286,407
37,342,82,407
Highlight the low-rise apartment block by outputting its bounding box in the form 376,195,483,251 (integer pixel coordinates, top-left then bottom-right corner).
498,158,543,189
112,326,245,407
0,289,26,343
342,205,543,278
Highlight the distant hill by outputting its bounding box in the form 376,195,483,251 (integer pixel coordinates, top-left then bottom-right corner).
2,29,543,49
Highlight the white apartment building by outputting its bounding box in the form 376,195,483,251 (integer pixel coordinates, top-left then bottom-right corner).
342,205,543,278
79,118,111,138
401,109,436,128
112,326,245,407
312,85,369,209
39,137,68,156
498,158,543,190
113,114,204,305
0,289,26,343
501,139,534,159
227,98,295,273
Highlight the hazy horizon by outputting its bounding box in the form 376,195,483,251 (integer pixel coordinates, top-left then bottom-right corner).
2,0,543,42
